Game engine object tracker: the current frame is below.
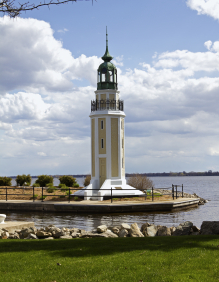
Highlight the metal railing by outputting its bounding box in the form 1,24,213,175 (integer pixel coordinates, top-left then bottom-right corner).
91,99,124,112
0,184,184,203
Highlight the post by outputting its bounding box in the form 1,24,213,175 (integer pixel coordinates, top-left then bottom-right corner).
145,189,147,201
68,186,70,203
33,186,35,202
152,186,154,202
111,187,113,203
182,184,183,198
41,186,44,202
176,185,178,199
172,184,174,200
6,187,7,201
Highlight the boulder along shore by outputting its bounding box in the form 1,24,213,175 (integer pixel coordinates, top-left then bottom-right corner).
0,221,219,239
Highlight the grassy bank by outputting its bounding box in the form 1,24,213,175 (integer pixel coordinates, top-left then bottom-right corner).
0,236,219,282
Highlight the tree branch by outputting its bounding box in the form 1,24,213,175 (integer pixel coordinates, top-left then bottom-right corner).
0,0,93,17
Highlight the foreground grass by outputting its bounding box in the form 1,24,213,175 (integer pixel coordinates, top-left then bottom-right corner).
0,236,219,282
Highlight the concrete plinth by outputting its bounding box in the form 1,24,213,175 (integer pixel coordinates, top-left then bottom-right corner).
0,221,35,232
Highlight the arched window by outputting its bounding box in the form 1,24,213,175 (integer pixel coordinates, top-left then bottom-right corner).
109,70,113,82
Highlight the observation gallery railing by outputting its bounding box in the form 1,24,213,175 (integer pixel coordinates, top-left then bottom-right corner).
0,184,183,203
91,99,124,112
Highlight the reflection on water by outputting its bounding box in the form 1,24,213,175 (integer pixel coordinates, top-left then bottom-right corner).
5,176,219,229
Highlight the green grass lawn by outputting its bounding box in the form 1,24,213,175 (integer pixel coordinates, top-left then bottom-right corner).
0,235,219,282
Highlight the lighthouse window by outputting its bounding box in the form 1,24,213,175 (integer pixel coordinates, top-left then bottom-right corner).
101,120,104,129
101,138,104,149
122,139,124,149
109,70,113,82
122,158,124,168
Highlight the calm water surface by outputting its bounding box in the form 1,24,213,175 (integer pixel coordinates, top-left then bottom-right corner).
6,176,219,230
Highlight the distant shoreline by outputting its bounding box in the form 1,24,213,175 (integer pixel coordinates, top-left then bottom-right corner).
7,172,219,178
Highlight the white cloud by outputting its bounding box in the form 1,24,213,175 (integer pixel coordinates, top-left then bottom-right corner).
37,152,47,156
187,0,219,21
57,28,69,33
204,40,212,50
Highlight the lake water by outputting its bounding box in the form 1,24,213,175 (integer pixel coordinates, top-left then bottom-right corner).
5,176,219,230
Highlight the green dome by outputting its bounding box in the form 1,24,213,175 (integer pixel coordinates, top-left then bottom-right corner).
98,61,116,72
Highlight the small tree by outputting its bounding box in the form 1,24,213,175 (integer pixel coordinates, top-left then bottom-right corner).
35,175,53,187
127,174,154,191
16,174,31,186
83,175,91,187
0,176,12,186
59,175,77,187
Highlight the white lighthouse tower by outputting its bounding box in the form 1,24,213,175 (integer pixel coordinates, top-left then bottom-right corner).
74,29,143,201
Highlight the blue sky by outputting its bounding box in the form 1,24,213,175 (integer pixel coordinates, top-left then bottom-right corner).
1,0,219,176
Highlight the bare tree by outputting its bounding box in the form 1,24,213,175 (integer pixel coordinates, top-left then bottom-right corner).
0,0,93,18
127,174,154,191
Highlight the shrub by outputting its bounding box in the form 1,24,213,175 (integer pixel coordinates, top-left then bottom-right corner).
39,195,47,200
83,175,91,187
127,174,154,192
35,175,53,187
46,183,57,193
0,177,12,186
59,175,78,187
73,183,79,188
58,183,68,191
16,174,31,186
33,183,40,187
33,194,38,199
73,196,79,201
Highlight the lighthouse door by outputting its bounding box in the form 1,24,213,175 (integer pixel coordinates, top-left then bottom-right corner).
99,158,106,187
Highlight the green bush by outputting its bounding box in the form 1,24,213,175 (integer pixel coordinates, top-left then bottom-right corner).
32,194,38,199
0,177,12,186
35,175,53,187
73,183,79,188
59,175,77,187
39,195,47,200
46,183,57,193
16,174,31,186
58,184,69,191
32,183,40,187
65,190,71,196
83,175,91,187
47,187,56,193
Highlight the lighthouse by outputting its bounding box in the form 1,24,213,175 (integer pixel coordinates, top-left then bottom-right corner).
74,29,144,201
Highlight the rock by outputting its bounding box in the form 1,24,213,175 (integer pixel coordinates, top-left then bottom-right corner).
141,223,151,234
101,230,118,238
97,225,108,233
43,237,54,240
19,227,36,239
59,235,72,239
36,231,52,238
70,228,80,234
71,232,80,238
26,234,38,239
1,231,9,239
80,230,88,237
200,221,219,235
118,229,128,237
144,225,158,237
157,226,171,236
191,226,200,233
172,225,191,236
179,221,193,228
8,233,20,239
129,223,144,237
120,223,131,230
109,226,120,235
170,227,176,235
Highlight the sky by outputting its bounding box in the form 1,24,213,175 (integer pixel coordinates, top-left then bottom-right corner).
1,0,219,176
